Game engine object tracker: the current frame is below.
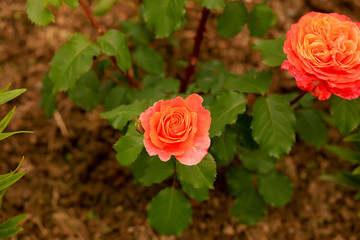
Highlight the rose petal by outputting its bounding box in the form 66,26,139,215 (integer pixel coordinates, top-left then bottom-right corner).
175,134,211,166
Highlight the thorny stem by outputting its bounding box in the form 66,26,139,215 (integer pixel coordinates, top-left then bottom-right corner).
290,91,307,106
180,7,211,93
79,0,140,88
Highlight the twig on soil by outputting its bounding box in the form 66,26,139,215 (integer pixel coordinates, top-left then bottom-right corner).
180,7,211,93
53,110,70,137
290,91,307,106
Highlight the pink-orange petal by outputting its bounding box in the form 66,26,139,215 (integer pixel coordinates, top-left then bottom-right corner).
175,134,211,166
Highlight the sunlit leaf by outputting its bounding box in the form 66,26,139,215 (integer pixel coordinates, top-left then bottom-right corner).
26,0,54,26
94,0,117,16
199,0,225,10
113,134,143,166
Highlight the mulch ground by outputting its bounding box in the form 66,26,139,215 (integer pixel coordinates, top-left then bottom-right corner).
1,0,360,239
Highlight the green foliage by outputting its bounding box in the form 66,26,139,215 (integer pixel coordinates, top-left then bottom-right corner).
0,108,32,141
119,20,154,46
251,94,296,158
209,91,247,138
97,30,131,71
226,166,254,196
132,150,175,186
147,187,192,235
295,108,327,148
231,187,266,225
49,33,101,91
321,171,360,188
113,133,143,166
195,61,229,94
133,46,164,75
176,154,216,189
330,96,360,134
325,145,360,164
0,88,26,105
258,170,294,207
142,76,180,94
217,2,247,38
94,0,117,16
143,0,187,38
41,75,57,118
199,0,226,10
0,214,26,240
248,2,277,37
239,148,276,174
224,69,272,96
68,71,100,111
64,0,79,9
26,0,54,26
210,125,239,167
253,37,287,66
180,182,209,202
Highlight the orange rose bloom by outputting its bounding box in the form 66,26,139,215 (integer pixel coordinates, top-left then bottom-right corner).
139,94,211,166
282,12,360,100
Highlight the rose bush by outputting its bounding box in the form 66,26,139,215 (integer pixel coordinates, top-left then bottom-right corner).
282,11,360,100
139,94,211,166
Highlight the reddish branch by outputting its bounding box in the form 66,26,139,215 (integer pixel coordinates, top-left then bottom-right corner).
79,0,139,88
180,8,211,93
290,91,307,105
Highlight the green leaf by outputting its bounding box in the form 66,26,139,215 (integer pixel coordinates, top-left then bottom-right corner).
0,108,15,133
253,37,286,67
0,131,33,141
217,1,247,38
0,84,10,93
41,75,57,118
26,0,54,26
247,2,277,37
180,182,209,202
209,91,247,138
100,100,146,131
143,0,187,38
231,187,266,225
49,33,101,91
0,89,26,105
353,166,360,175
119,20,154,46
103,85,130,111
131,150,174,186
210,125,239,167
64,0,79,8
226,166,254,196
113,134,143,166
46,0,63,8
224,69,272,96
133,46,164,75
325,145,360,164
195,61,229,94
0,171,26,192
68,71,100,111
321,171,360,188
0,215,26,231
199,0,225,10
239,148,276,174
94,0,117,16
176,154,216,189
330,96,360,134
97,30,131,71
236,114,258,149
258,170,294,207
0,227,23,240
251,94,296,158
143,75,180,94
344,133,360,142
295,108,327,148
147,187,192,236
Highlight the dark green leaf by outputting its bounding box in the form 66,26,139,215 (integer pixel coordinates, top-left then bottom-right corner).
251,94,296,158
97,30,131,71
258,170,294,207
210,91,247,138
199,0,226,10
231,187,266,225
41,75,57,118
180,182,209,202
64,0,78,8
147,187,192,236
94,0,117,16
113,134,143,166
296,108,327,148
239,148,276,174
224,69,272,96
344,133,360,142
143,0,187,38
321,171,360,188
68,71,100,111
248,2,277,37
103,85,130,111
283,92,313,108
143,75,180,94
100,100,146,131
325,145,360,164
133,46,164,75
210,125,239,167
119,20,154,46
226,166,254,196
253,37,286,67
330,96,360,134
26,0,54,26
217,2,247,38
132,150,174,186
195,61,228,93
235,114,258,149
176,154,216,189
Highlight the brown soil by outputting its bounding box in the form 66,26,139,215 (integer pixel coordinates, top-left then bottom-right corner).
1,0,360,239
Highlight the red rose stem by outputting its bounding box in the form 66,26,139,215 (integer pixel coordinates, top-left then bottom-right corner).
180,7,211,93
78,0,139,88
290,91,307,106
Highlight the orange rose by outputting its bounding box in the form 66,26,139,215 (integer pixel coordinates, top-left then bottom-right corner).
282,12,360,100
139,94,211,166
